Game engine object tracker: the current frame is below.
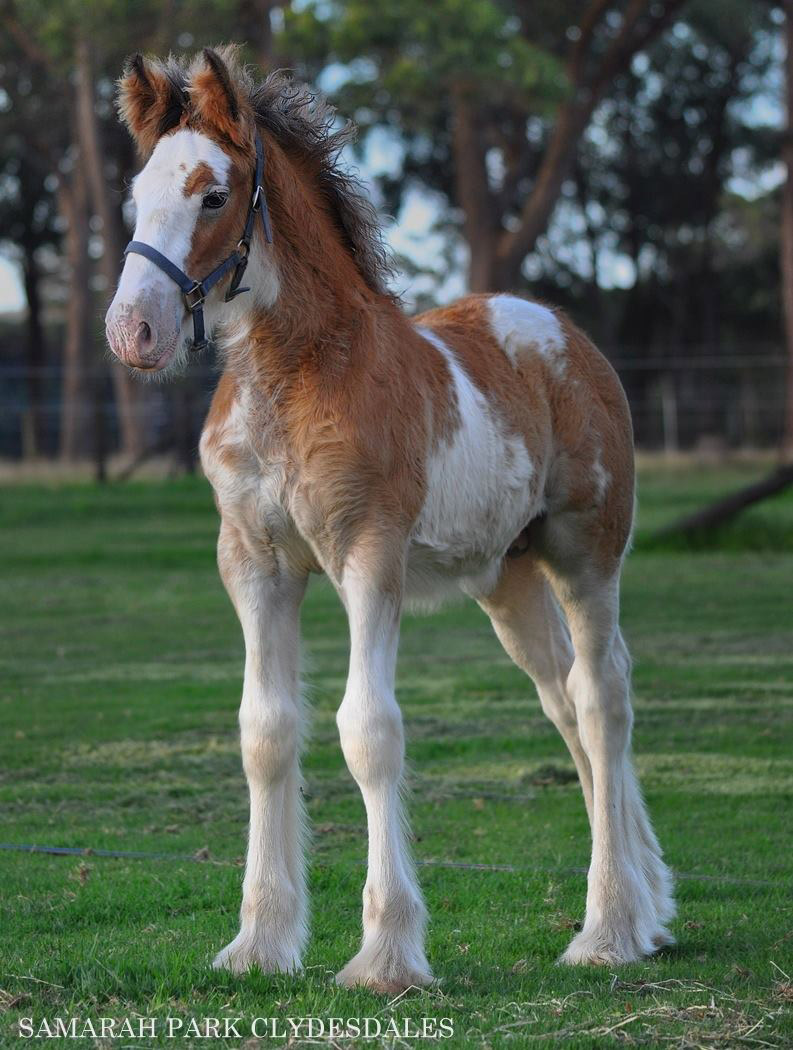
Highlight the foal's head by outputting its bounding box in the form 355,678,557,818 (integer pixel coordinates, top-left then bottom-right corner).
106,47,278,373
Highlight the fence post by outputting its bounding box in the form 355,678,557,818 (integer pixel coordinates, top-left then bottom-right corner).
660,371,678,454
173,383,197,476
92,368,107,484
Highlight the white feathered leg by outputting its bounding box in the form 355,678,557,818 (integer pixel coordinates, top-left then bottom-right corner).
213,522,308,974
556,571,673,965
334,553,432,994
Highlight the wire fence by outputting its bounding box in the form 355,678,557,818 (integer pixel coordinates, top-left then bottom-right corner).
0,841,784,889
612,352,788,453
1,351,789,475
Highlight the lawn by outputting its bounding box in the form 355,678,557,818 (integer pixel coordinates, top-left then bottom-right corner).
1,462,792,1048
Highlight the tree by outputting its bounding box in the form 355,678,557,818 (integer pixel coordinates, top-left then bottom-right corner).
1,0,265,462
73,32,159,459
284,0,687,291
598,2,776,352
0,59,60,457
780,0,793,456
3,0,143,459
57,165,93,461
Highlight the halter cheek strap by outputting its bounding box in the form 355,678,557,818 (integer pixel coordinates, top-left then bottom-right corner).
124,134,273,351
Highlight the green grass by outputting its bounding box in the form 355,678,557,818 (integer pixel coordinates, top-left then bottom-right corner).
1,464,792,1047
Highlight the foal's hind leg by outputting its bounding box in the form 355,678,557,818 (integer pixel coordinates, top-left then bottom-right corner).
547,558,674,964
481,552,673,962
612,629,676,939
478,556,593,824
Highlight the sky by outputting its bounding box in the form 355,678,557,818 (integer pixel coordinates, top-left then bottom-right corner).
0,256,23,314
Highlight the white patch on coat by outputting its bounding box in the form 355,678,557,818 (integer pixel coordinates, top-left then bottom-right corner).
592,447,611,504
487,294,567,375
407,326,537,605
200,386,295,564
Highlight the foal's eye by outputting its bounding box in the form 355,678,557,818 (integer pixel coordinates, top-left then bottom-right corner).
202,190,228,210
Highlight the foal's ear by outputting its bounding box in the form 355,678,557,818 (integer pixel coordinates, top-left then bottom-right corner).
189,46,250,149
117,54,187,156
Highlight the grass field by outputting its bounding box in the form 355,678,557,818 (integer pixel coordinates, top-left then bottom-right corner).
1,462,792,1048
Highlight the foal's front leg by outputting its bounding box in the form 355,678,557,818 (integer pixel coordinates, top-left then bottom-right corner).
335,556,432,994
213,522,308,974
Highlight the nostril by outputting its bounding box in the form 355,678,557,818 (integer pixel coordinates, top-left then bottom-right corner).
136,321,152,349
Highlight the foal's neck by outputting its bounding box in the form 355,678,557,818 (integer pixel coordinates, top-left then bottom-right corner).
220,144,394,385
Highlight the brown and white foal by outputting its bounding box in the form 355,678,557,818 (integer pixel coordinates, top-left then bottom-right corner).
106,48,674,993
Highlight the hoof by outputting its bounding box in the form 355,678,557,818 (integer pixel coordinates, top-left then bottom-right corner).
651,927,675,948
558,925,656,967
336,973,431,996
336,945,433,996
213,932,302,975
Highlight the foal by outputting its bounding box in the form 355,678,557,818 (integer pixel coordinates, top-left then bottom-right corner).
106,47,674,993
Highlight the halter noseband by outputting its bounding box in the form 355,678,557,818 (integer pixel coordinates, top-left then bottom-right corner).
124,134,273,351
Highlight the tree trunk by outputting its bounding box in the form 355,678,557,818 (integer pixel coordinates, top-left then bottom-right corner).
75,34,148,459
450,86,500,291
496,102,590,285
657,465,793,540
173,383,197,476
781,4,793,458
21,240,46,458
58,172,92,461
237,0,277,68
449,83,590,291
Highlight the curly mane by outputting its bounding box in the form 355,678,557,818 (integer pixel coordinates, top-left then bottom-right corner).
249,71,394,297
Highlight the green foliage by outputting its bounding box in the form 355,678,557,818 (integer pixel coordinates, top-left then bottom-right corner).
0,0,788,387
283,0,567,216
289,0,565,101
278,0,787,358
8,0,253,74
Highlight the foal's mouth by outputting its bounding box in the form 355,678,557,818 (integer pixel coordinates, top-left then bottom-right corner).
131,343,178,372
116,340,179,374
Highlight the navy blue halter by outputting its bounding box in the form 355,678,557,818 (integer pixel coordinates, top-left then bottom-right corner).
124,134,273,351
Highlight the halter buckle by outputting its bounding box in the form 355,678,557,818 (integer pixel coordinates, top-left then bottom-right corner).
184,282,206,312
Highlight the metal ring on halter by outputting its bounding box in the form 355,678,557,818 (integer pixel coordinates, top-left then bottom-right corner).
184,282,206,312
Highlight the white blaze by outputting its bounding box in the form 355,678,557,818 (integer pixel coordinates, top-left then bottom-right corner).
118,129,231,303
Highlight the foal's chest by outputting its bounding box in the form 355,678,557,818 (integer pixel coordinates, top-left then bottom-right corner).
199,387,297,555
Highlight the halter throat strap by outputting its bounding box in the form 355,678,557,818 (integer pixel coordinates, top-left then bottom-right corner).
124,134,273,351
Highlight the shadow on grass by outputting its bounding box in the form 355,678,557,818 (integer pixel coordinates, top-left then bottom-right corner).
636,515,793,554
